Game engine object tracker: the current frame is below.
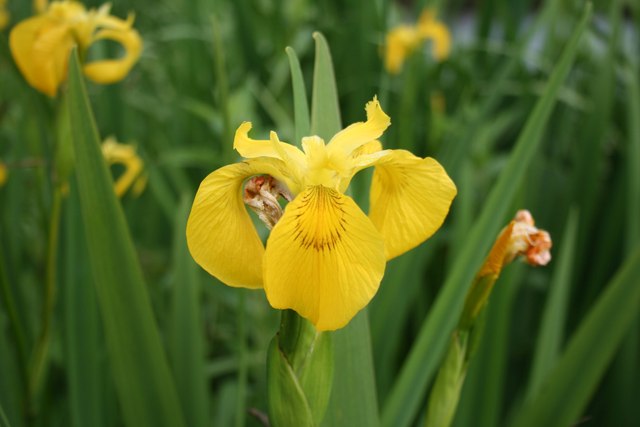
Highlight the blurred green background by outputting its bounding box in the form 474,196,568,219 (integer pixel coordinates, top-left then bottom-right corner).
1,0,639,426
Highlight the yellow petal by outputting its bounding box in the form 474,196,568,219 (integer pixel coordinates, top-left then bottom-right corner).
417,10,451,61
327,97,391,157
263,186,386,331
9,15,75,96
384,25,421,74
82,26,142,84
101,139,144,197
233,122,305,192
369,150,456,260
187,159,288,289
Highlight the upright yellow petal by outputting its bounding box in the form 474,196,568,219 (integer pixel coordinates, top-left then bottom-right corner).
263,186,386,331
187,159,290,289
82,26,142,84
369,150,456,260
327,97,391,157
9,15,75,96
417,10,451,61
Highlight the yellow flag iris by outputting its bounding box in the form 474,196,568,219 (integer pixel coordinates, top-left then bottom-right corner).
9,1,142,96
187,98,456,330
102,137,146,198
385,9,451,74
0,0,8,30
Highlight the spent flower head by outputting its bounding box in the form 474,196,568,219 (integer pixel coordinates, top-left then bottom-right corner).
10,0,142,96
187,97,456,330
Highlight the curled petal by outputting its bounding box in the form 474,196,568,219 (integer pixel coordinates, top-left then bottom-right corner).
369,150,456,260
101,138,145,197
327,97,391,157
10,15,75,96
417,10,451,61
264,186,386,331
83,26,142,84
233,122,305,191
187,159,289,288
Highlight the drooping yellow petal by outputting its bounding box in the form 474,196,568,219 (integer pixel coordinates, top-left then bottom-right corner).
384,25,421,74
187,159,291,289
9,14,75,96
417,9,451,61
369,149,456,260
83,25,142,84
327,97,391,157
101,138,145,197
263,185,386,331
233,122,305,192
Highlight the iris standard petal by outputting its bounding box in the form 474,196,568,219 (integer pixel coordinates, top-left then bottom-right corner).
263,185,386,331
369,149,456,260
327,97,391,157
384,26,421,74
82,26,142,84
10,15,75,96
417,10,451,61
187,160,283,289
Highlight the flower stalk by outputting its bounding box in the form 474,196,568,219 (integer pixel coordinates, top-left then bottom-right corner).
425,210,552,427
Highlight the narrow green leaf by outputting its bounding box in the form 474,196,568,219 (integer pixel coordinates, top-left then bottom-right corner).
64,184,105,427
286,47,311,145
381,6,592,427
0,403,12,427
308,32,379,427
66,49,186,427
169,197,209,427
511,248,640,427
527,210,578,398
310,32,341,140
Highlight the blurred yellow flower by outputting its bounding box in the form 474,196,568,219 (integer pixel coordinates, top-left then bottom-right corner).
385,9,451,74
34,0,49,13
0,0,9,30
9,1,142,96
102,137,146,198
0,162,7,187
187,97,457,330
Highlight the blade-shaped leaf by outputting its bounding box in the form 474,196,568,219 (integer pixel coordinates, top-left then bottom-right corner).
286,47,311,145
381,5,592,427
511,248,640,427
67,49,186,427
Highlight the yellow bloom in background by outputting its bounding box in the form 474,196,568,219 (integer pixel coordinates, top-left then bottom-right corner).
187,97,456,331
34,0,49,13
385,9,451,74
0,0,9,30
102,137,147,198
9,0,142,96
0,162,7,187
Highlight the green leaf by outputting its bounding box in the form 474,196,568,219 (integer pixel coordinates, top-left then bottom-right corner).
0,403,12,427
381,5,592,427
169,197,209,427
286,47,311,145
310,32,341,140
66,49,186,427
307,32,380,427
511,248,640,427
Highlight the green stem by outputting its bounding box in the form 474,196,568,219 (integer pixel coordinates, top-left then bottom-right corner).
29,186,63,403
235,290,248,427
0,237,30,421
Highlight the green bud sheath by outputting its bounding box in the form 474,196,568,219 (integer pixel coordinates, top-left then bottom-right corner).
267,310,334,427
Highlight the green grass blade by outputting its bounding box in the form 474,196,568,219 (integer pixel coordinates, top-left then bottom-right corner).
381,6,592,427
309,32,379,427
285,47,310,145
169,197,209,427
66,49,186,427
0,403,12,427
527,210,578,398
510,248,640,427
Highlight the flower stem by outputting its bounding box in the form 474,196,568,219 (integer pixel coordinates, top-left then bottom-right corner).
29,186,62,404
235,290,248,427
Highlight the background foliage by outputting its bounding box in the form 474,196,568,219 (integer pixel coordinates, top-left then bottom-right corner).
1,0,639,426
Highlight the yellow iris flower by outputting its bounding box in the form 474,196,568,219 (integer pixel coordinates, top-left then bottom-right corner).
187,97,456,330
102,137,147,198
385,9,451,74
0,0,8,30
9,1,142,97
